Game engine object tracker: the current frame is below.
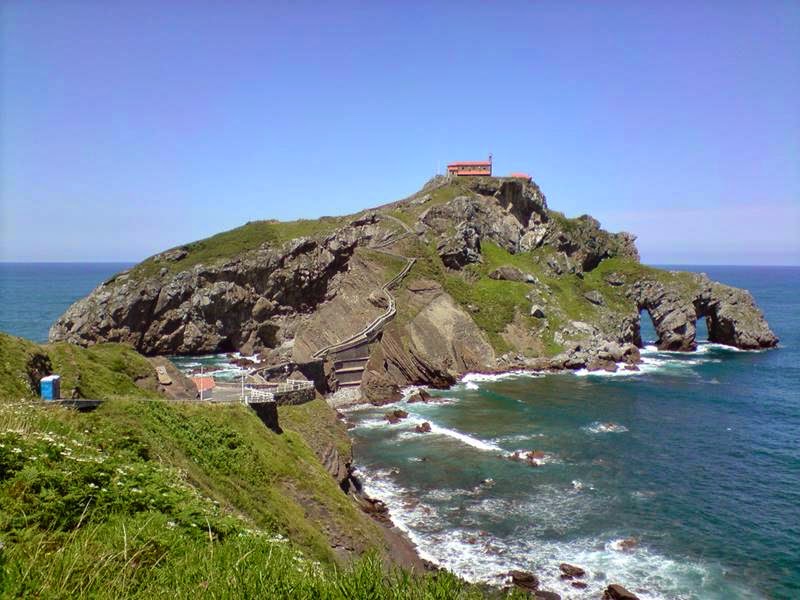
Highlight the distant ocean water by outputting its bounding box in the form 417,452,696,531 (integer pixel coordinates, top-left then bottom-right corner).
0,263,133,343
346,266,800,600
1,263,798,598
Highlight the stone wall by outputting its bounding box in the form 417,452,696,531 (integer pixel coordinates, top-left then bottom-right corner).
273,387,315,406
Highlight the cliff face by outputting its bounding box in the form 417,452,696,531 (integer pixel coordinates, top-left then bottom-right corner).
50,176,778,396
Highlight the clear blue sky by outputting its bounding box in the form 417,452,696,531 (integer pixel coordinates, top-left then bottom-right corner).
1,1,798,265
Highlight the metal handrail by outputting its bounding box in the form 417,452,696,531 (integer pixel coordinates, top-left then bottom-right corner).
311,255,415,359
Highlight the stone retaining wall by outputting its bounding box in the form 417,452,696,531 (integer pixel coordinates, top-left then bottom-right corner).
273,387,315,406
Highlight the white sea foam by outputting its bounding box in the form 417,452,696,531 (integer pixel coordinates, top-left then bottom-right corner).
571,479,595,492
511,450,560,466
493,432,545,444
464,381,480,390
357,466,751,599
582,421,629,434
352,417,397,430
386,415,507,454
460,370,542,384
425,421,506,453
574,363,644,377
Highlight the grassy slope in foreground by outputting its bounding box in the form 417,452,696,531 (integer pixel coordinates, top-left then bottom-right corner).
0,334,520,598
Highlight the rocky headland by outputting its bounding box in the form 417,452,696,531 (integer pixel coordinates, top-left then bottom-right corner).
50,175,778,403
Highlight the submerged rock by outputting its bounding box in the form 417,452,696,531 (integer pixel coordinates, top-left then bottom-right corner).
507,569,539,592
559,563,586,579
384,409,408,424
603,583,640,600
407,389,432,403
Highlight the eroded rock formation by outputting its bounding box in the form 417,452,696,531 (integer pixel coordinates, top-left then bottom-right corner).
50,175,778,395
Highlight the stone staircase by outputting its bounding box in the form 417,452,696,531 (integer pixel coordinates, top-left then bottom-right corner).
330,345,371,388
312,239,416,392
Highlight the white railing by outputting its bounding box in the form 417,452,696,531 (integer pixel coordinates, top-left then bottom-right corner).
275,379,314,393
246,388,275,404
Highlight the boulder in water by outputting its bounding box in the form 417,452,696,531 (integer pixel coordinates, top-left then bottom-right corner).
384,409,409,424
559,563,586,579
603,583,640,600
407,389,432,403
507,570,539,592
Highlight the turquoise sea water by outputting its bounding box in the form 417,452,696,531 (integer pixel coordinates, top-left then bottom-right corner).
346,266,800,600
1,263,798,598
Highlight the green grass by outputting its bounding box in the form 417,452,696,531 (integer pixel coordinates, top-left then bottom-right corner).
0,398,521,599
389,238,696,357
0,333,159,400
279,397,352,459
356,248,409,280
385,179,469,228
125,216,355,280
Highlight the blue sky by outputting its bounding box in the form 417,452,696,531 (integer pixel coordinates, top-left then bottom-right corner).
1,1,798,264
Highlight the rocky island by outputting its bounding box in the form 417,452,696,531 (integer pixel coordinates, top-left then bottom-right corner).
51,175,778,403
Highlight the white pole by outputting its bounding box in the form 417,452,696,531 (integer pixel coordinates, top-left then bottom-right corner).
200,365,204,402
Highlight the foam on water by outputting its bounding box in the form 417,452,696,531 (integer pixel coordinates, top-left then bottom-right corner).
493,432,546,444
357,466,748,599
461,370,541,384
392,417,506,453
582,421,629,434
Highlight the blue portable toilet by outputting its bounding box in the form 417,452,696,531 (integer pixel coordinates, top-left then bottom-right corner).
40,375,61,401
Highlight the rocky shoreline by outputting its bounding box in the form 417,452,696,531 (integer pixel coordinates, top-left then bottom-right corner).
331,377,655,599
50,176,777,402
47,174,780,597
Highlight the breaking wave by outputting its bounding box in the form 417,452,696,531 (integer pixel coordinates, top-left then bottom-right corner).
355,468,751,599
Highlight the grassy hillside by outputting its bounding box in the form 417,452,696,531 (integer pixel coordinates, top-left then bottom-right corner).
0,334,520,598
0,334,159,400
390,237,661,357
0,399,499,598
126,215,357,280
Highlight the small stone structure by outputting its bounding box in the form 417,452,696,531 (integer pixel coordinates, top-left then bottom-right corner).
245,379,315,406
274,381,315,405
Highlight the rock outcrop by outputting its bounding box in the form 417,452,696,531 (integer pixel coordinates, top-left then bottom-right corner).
629,274,778,351
50,216,386,356
50,175,778,397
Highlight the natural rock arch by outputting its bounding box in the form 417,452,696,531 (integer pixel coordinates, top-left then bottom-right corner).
630,275,778,351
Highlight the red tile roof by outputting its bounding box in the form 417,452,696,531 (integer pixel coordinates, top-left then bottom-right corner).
448,160,492,167
191,376,215,392
510,172,531,179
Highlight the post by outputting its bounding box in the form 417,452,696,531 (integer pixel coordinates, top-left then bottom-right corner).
200,365,204,402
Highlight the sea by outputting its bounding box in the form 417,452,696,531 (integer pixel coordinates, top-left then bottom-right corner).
1,263,798,599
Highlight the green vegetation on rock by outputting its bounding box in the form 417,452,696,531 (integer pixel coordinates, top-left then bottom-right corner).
0,334,159,400
127,216,354,280
0,334,524,598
